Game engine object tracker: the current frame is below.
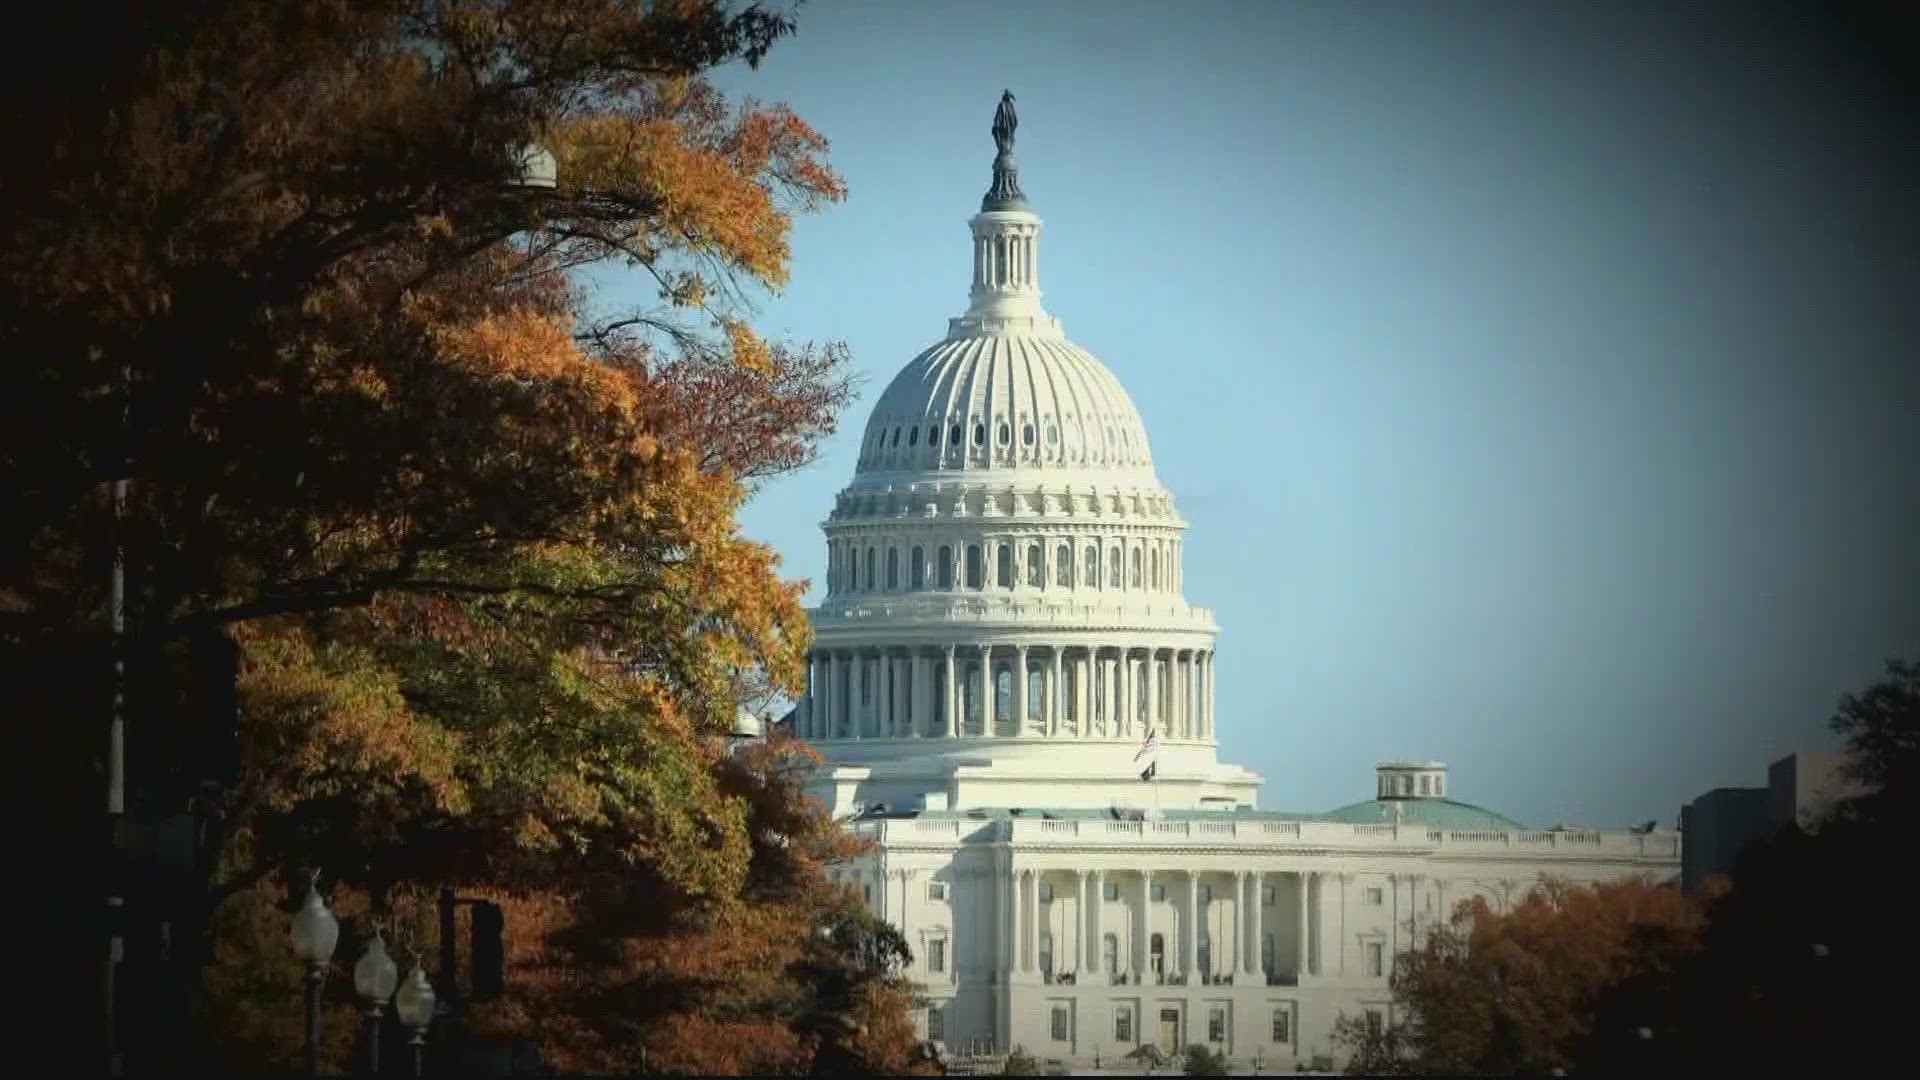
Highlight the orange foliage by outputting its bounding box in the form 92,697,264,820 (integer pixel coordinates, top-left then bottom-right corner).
1345,875,1706,1075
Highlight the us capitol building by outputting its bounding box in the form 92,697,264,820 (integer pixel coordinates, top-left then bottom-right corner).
788,94,1681,1071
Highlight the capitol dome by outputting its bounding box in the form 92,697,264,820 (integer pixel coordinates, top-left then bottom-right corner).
795,94,1259,814
854,307,1157,486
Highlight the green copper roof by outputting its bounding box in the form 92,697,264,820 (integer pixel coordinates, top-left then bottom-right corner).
1319,798,1526,831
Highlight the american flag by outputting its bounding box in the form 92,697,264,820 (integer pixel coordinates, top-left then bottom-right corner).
1133,729,1158,762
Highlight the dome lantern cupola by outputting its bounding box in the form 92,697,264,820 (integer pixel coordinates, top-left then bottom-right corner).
1377,761,1449,800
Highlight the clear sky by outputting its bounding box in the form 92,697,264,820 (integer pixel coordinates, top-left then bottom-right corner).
640,0,1920,829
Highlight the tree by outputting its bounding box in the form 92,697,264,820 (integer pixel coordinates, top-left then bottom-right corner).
999,1046,1040,1076
1581,658,1918,1076
1182,1043,1228,1076
1346,877,1706,1075
2,1,890,1071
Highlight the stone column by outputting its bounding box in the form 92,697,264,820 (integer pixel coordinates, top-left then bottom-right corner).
1146,647,1161,735
852,654,867,740
1075,870,1089,975
1180,651,1193,739
1013,644,1030,737
1118,652,1133,739
1185,872,1200,979
1234,870,1250,975
1076,651,1091,738
978,644,991,735
1201,650,1213,739
1047,648,1062,737
894,654,910,737
1135,870,1151,982
825,652,841,739
1296,872,1311,979
1025,869,1040,975
1252,872,1265,981
1089,870,1105,979
913,653,930,739
943,646,958,738
1010,865,1025,974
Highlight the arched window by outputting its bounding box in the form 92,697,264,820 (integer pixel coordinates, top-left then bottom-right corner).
1022,423,1035,447
938,545,954,589
911,546,926,590
1131,548,1143,588
1028,668,1044,720
997,544,1013,589
951,423,962,447
1262,933,1275,976
997,422,1010,447
1057,545,1072,588
1103,933,1120,975
1109,547,1123,589
1419,775,1430,795
996,667,1013,725
865,547,876,591
1038,930,1053,977
966,545,983,589
1084,545,1098,587
886,548,899,590
1150,933,1166,976
890,426,900,447
1198,931,1212,978
1027,543,1043,587
1151,547,1160,590
908,426,919,447
973,423,986,447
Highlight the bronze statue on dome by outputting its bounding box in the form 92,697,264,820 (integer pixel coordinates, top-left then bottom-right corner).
992,90,1017,154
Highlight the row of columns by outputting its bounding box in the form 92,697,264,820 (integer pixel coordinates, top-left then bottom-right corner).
1000,867,1317,982
799,644,1215,742
828,536,1184,598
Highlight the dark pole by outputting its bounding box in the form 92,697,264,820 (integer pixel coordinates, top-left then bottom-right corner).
411,1031,427,1078
104,474,128,1078
365,1004,384,1076
305,964,325,1077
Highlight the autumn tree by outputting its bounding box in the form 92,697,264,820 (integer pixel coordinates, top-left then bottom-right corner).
1333,877,1707,1075
1580,658,1918,1076
1,0,900,1073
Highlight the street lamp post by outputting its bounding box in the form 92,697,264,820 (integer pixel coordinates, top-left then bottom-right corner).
354,928,399,1074
289,869,341,1078
395,963,437,1078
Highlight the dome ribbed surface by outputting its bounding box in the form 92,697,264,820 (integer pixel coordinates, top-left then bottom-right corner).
854,332,1156,484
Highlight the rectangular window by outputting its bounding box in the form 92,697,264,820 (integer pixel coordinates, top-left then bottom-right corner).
1115,1006,1134,1043
1366,942,1385,977
928,881,948,901
928,939,946,973
1104,882,1119,902
1039,883,1054,902
928,1006,944,1042
1263,885,1276,905
1271,1008,1291,1043
1051,1005,1070,1042
1199,885,1213,904
863,884,872,906
1365,886,1384,906
1151,884,1166,902
1365,1009,1386,1038
1208,1007,1226,1044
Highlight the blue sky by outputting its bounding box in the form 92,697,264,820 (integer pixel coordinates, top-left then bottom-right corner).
622,0,1919,828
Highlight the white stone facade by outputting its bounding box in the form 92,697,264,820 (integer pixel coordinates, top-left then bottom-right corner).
796,104,1681,1071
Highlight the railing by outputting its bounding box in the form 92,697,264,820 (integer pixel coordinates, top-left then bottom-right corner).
986,818,1681,860
813,596,1217,628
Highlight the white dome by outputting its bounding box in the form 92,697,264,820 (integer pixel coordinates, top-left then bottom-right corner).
855,332,1156,484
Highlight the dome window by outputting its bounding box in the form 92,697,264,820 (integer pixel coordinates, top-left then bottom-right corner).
890,427,901,447
930,425,941,446
973,423,985,447
997,423,1010,447
908,427,919,447
1022,424,1035,447
1047,425,1058,446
